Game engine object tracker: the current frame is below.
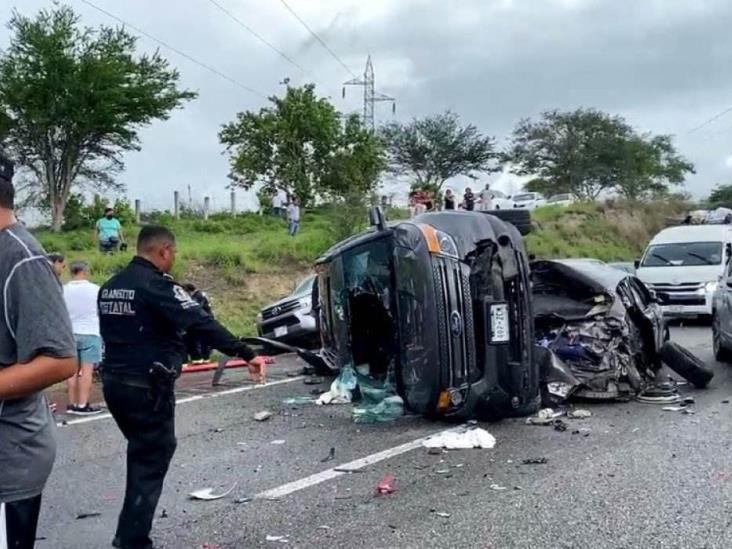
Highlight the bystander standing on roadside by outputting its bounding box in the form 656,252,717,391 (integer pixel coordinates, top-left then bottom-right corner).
271,190,283,217
444,189,456,210
63,260,103,415
463,187,476,211
94,207,125,253
48,252,65,278
287,198,300,237
0,150,77,548
479,183,493,211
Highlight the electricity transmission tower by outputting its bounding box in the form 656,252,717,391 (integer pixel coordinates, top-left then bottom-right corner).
343,56,396,131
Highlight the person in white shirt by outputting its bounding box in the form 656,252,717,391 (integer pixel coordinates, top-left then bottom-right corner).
63,260,103,415
479,183,493,211
287,199,301,236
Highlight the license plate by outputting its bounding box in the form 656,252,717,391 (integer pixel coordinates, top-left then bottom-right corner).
274,326,288,338
490,303,510,343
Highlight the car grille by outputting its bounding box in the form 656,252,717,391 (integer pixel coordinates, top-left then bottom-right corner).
262,299,300,320
432,257,475,388
647,282,706,307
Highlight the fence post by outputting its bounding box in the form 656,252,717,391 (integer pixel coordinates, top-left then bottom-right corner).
134,199,141,223
230,190,236,215
174,191,180,219
204,196,210,220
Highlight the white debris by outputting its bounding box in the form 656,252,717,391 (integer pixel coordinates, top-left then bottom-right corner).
567,409,592,419
266,535,289,543
662,406,685,412
490,484,507,491
270,439,286,445
253,411,272,422
434,512,451,518
422,428,496,450
526,408,564,425
188,482,237,500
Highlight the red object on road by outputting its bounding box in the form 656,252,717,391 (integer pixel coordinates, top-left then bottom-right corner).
181,359,247,374
376,475,396,495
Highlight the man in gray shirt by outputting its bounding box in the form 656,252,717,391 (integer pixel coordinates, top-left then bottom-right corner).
0,151,77,548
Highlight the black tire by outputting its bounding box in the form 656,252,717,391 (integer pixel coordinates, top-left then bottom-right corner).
485,209,533,236
713,314,732,362
659,341,714,389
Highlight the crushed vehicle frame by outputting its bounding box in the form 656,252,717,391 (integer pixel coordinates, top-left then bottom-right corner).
531,259,669,403
312,207,540,420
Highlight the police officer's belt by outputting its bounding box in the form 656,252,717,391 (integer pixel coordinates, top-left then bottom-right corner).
100,370,154,389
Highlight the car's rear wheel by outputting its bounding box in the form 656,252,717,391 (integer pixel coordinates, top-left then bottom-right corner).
486,209,533,235
713,313,731,362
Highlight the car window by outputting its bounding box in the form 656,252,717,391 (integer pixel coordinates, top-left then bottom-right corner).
727,253,732,277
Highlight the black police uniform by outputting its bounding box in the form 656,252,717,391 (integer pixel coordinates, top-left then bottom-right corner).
99,256,256,549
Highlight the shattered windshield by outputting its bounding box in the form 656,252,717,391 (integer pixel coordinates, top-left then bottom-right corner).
641,242,722,267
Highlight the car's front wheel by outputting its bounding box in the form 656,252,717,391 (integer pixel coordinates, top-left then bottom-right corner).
713,313,731,362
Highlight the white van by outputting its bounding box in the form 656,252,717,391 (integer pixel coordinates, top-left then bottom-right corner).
636,224,732,317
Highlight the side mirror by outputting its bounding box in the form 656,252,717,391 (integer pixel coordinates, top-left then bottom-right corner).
369,206,386,231
634,259,641,269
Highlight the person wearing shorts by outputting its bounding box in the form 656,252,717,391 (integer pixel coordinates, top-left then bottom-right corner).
63,260,103,415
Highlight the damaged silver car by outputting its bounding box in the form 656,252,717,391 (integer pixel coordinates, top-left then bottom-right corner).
532,259,669,403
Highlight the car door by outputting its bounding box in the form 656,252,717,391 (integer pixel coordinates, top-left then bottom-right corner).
628,277,665,350
719,257,732,344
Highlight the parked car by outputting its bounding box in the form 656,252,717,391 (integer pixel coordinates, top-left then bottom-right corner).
608,261,636,275
532,259,669,401
314,207,538,420
546,193,575,207
636,224,732,317
712,261,732,361
512,192,546,210
487,189,513,210
256,274,318,346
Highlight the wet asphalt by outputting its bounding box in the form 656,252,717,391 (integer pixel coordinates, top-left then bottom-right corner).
38,324,732,548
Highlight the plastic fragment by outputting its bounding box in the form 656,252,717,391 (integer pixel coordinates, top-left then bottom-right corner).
490,484,507,491
189,483,237,500
567,409,592,419
270,439,286,445
522,457,548,465
376,475,396,495
253,411,272,422
76,512,101,520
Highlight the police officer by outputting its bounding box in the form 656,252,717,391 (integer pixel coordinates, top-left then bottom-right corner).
99,225,266,549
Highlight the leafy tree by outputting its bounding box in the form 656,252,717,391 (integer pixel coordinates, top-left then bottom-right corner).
708,184,732,207
220,85,384,205
612,135,694,201
507,109,693,201
0,6,196,230
380,110,499,193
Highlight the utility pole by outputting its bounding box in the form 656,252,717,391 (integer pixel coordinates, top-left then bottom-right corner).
343,56,396,131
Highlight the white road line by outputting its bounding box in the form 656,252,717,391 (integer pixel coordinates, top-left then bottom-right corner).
255,428,452,500
57,376,304,427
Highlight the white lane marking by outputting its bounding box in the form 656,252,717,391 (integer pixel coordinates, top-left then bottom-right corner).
256,429,452,500
57,376,304,427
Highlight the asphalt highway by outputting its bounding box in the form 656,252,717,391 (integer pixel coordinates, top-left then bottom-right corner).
38,324,732,548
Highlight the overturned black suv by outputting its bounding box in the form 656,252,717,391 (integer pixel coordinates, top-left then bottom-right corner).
313,208,539,420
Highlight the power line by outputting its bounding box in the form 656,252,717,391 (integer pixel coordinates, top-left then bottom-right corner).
277,0,356,78
688,105,732,134
204,0,307,73
77,0,266,99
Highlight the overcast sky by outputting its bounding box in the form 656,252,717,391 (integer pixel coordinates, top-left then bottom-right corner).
2,0,732,211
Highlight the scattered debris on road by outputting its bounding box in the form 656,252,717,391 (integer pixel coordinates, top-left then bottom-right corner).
321,447,336,463
422,428,496,449
522,457,548,465
75,512,101,520
567,409,592,419
431,510,451,518
265,535,289,543
525,408,564,426
253,411,272,422
304,376,324,385
490,483,507,491
376,475,397,495
188,483,237,501
234,497,253,504
270,439,286,445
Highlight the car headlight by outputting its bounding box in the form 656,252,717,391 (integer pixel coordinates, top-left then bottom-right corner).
418,224,459,257
299,296,312,309
704,281,718,293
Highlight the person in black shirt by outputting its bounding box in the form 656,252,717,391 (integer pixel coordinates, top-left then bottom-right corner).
99,226,265,549
463,187,475,211
444,189,456,210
